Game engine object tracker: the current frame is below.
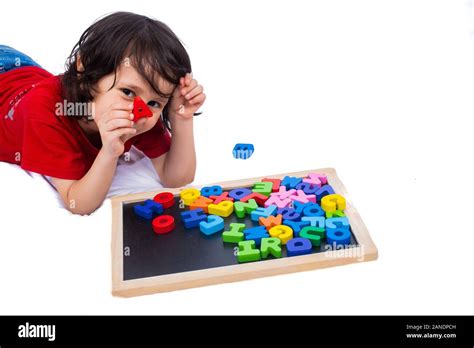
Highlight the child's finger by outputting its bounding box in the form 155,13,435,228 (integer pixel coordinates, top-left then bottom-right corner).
110,127,137,142
185,73,193,86
110,102,134,112
103,118,134,132
189,92,206,106
102,110,134,123
181,79,198,96
113,110,135,119
184,85,204,101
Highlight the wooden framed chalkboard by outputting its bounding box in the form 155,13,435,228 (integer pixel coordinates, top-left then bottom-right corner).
111,168,378,297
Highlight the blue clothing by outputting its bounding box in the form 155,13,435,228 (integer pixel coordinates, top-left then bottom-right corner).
0,45,41,74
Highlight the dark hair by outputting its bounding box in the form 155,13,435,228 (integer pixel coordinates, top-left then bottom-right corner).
61,11,192,131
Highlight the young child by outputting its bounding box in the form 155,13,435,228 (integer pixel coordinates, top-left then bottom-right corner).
0,12,205,215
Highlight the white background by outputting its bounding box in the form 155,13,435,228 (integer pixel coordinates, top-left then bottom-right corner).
0,0,473,314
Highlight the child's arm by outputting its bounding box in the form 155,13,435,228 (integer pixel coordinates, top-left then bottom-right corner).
152,73,205,187
152,117,196,187
51,150,119,214
51,102,136,215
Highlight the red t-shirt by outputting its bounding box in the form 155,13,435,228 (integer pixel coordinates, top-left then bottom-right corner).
0,66,171,180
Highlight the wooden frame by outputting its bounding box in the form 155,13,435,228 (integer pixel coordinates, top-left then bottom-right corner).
111,168,378,297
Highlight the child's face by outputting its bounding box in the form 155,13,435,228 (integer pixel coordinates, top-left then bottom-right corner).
91,62,174,136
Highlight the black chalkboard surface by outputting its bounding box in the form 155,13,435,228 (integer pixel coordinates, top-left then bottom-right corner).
112,168,378,297
122,195,359,281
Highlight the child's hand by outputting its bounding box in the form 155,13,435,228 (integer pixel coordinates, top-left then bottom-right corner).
168,73,206,121
96,102,136,158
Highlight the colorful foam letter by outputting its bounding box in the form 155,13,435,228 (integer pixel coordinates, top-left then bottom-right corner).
303,173,327,187
277,207,301,221
209,191,234,204
301,216,326,229
315,185,335,203
326,217,350,231
326,210,346,218
289,190,316,204
296,182,319,194
243,226,269,245
299,226,325,246
233,143,255,159
264,195,291,209
302,203,325,217
259,214,283,231
200,185,223,197
321,194,346,213
252,182,273,196
269,225,293,245
152,215,175,234
222,223,246,243
282,220,310,237
260,238,282,259
229,188,253,201
234,199,258,218
251,205,278,221
326,228,351,246
237,240,261,263
180,188,201,205
262,178,281,192
153,192,175,209
208,200,234,217
240,192,268,206
134,200,163,220
286,237,313,257
293,201,314,214
181,208,207,229
272,186,296,200
189,196,213,213
133,96,153,121
281,176,302,189
199,215,225,236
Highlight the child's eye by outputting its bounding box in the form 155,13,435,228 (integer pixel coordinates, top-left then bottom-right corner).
148,101,161,109
121,88,135,98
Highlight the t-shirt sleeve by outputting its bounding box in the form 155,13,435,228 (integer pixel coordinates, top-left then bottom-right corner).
132,120,172,158
21,117,87,180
